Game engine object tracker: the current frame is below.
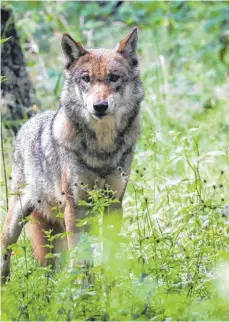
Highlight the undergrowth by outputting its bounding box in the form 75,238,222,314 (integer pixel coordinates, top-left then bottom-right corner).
1,128,229,321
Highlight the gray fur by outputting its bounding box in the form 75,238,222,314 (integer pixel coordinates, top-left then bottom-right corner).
1,30,144,282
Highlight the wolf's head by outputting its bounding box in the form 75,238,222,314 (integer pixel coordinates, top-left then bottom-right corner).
61,28,144,124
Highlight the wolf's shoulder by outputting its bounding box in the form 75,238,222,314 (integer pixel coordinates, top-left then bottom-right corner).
16,110,55,139
20,110,55,130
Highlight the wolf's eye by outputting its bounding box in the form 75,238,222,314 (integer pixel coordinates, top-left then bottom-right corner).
109,74,120,82
82,75,90,83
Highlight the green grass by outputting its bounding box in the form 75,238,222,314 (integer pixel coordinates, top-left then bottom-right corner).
1,1,229,321
2,124,229,320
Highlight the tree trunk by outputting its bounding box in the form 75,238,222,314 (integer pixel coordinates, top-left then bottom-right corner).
1,8,38,134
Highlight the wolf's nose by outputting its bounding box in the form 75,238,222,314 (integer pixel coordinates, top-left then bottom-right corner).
93,100,108,114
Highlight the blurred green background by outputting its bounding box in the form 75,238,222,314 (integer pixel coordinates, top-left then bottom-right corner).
1,1,229,321
2,0,229,117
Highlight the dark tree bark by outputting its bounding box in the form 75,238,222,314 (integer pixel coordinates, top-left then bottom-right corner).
1,8,38,134
98,1,123,14
95,1,124,19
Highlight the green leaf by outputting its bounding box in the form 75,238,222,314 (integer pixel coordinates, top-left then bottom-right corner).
0,37,11,44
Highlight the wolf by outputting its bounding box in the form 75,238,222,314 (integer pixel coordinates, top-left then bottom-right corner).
1,28,144,283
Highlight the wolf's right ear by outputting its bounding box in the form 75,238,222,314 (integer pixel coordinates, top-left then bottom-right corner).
61,34,87,68
116,28,138,58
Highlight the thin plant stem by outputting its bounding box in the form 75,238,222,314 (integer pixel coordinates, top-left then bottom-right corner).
1,108,9,212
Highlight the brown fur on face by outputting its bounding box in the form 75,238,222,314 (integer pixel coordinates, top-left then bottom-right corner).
72,50,131,102
74,51,127,76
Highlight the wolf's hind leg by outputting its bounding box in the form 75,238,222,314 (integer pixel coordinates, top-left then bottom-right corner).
29,211,52,266
29,215,67,268
1,195,32,284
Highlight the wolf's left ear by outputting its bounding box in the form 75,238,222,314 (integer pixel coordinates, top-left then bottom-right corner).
116,28,138,58
61,33,87,68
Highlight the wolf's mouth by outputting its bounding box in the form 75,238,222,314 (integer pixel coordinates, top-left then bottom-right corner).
91,113,106,120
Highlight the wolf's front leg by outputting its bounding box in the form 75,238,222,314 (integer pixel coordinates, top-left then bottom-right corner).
64,199,90,245
1,195,32,284
106,174,128,216
103,171,130,238
64,200,87,248
64,199,77,248
64,200,93,276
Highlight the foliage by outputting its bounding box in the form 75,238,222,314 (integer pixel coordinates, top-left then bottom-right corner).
1,1,229,321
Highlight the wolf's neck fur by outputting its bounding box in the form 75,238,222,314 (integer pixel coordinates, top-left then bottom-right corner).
53,107,118,151
53,102,140,159
90,115,117,150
